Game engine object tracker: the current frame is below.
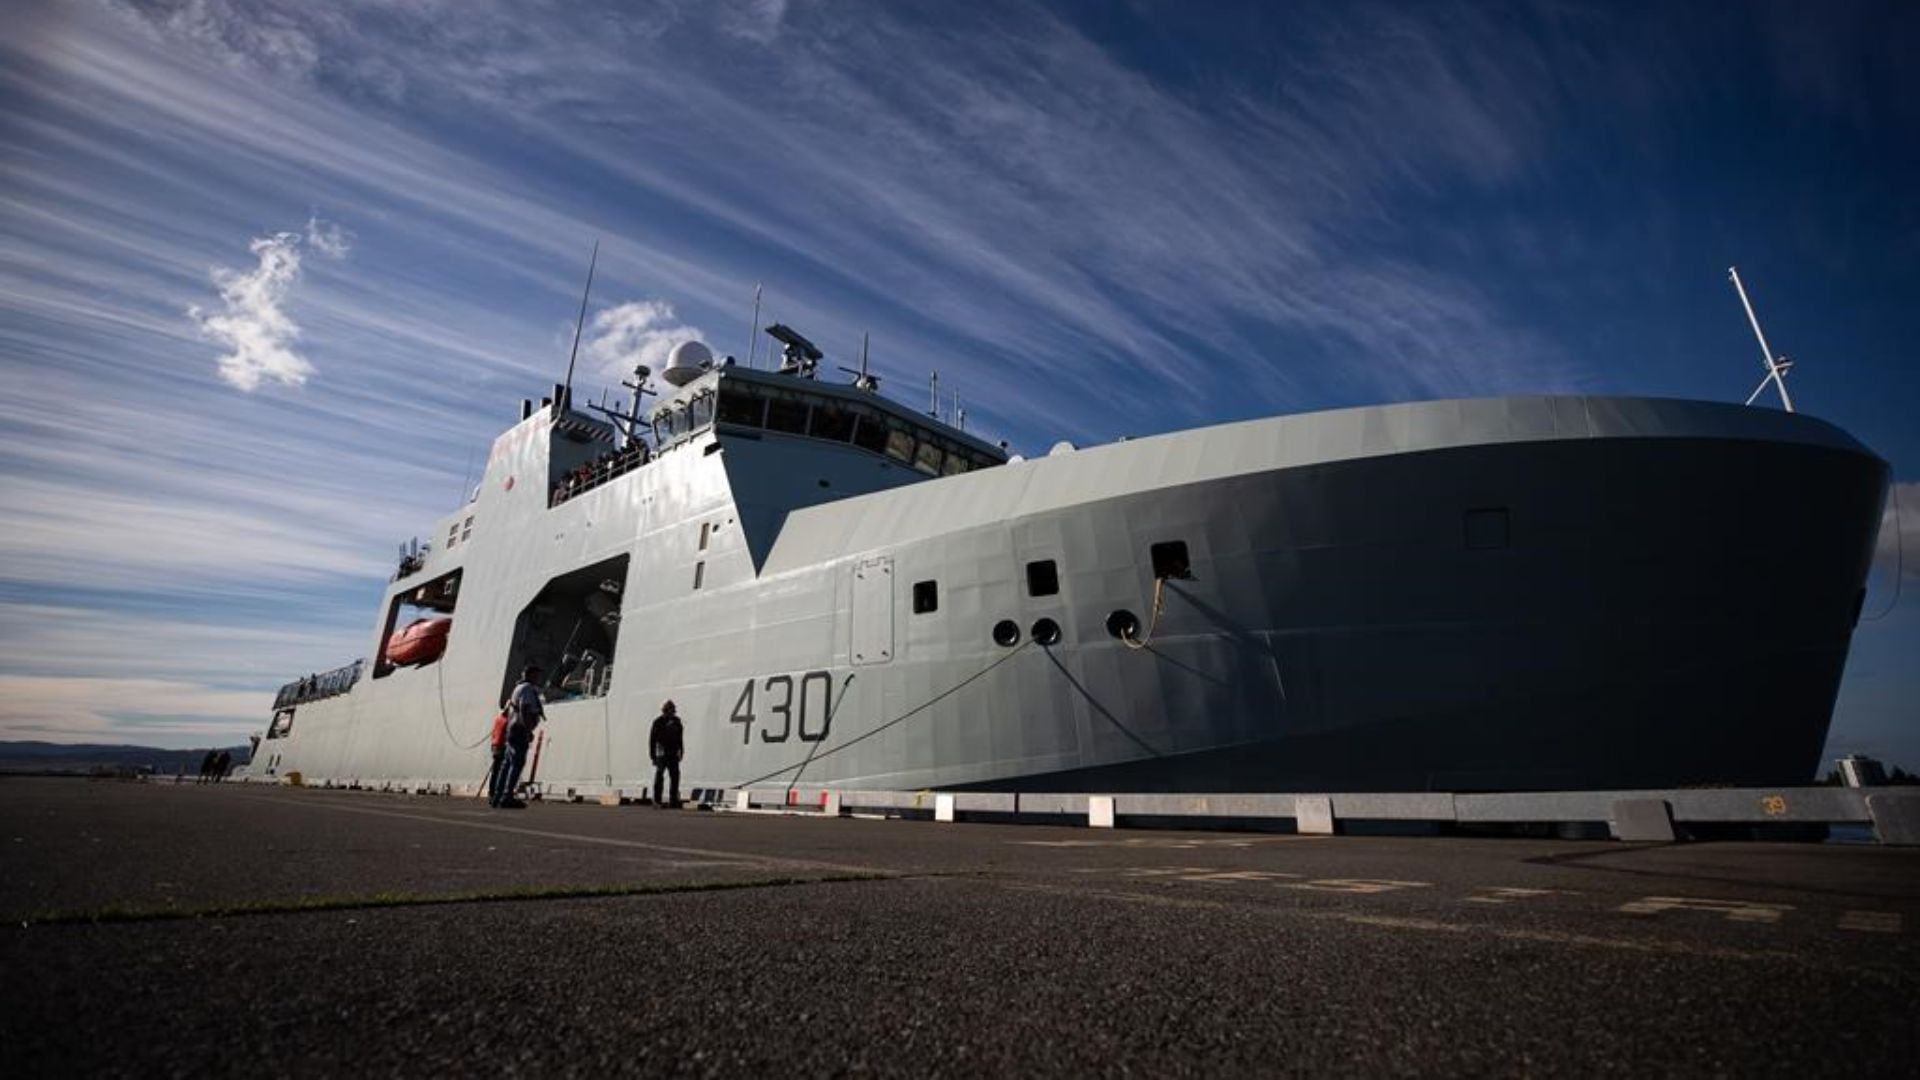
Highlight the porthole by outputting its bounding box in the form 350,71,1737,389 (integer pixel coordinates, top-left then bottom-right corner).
1031,617,1062,646
992,619,1021,647
1105,610,1141,640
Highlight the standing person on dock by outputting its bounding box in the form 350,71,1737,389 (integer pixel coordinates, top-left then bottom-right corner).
492,665,545,810
212,749,232,782
196,749,217,784
649,700,684,808
484,710,510,804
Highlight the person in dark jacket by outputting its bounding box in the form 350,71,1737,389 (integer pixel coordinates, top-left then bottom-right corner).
197,749,218,784
493,665,545,809
649,700,683,808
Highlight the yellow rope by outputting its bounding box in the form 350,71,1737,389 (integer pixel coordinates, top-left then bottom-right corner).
1121,576,1168,650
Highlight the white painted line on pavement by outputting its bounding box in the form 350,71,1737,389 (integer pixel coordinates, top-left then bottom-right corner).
1617,896,1793,924
1837,911,1903,933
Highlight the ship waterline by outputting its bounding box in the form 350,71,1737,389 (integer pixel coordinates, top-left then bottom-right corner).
252,380,1887,795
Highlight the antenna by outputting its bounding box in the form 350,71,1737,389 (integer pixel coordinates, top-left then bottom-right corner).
745,283,763,370
1727,266,1795,413
559,240,600,415
928,370,940,418
836,332,881,392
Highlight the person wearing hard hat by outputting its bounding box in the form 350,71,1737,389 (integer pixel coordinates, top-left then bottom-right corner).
649,700,684,808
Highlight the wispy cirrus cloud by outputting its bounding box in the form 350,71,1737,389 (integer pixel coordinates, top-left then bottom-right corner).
186,217,349,391
4,0,1914,757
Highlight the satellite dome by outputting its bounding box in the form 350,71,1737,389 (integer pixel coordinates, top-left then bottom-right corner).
663,340,714,387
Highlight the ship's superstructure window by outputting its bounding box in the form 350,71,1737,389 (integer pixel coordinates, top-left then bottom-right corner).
811,403,856,441
690,394,714,430
1027,560,1060,597
717,384,766,427
1464,508,1510,550
447,522,459,548
501,555,628,705
1150,541,1192,580
851,417,888,455
702,373,1005,475
693,561,706,590
885,427,914,463
912,439,943,475
461,516,474,542
913,580,938,614
766,393,809,434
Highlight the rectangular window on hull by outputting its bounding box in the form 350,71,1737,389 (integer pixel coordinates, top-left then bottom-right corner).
1026,560,1059,597
1150,541,1192,580
912,579,938,614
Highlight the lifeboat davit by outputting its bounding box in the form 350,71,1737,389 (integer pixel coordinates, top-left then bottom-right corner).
385,617,451,667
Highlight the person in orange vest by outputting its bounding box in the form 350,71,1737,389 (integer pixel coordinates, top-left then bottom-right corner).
484,710,511,805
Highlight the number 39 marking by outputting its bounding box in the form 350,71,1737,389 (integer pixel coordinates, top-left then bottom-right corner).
729,671,833,744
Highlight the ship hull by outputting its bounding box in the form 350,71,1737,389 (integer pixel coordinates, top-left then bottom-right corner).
250,397,1887,794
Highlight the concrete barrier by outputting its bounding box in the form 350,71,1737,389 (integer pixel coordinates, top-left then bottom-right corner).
1867,793,1920,846
1088,796,1116,829
1611,798,1675,842
1295,796,1335,835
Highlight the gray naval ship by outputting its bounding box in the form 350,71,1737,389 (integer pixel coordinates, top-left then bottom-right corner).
251,324,1889,794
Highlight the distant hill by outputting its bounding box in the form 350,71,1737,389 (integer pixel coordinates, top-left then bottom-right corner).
0,741,252,776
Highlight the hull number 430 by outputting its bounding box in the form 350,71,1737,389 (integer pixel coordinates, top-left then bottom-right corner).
730,672,833,743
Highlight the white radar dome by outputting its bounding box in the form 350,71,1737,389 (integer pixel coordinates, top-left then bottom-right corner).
663,340,714,387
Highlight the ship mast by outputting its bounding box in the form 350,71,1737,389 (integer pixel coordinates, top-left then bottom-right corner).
1727,266,1795,413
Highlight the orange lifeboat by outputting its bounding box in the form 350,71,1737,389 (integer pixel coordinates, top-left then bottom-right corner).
385,617,451,667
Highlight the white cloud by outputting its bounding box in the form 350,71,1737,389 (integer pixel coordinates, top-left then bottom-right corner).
305,213,352,258
187,219,349,391
1874,481,1919,583
0,674,265,744
583,299,706,385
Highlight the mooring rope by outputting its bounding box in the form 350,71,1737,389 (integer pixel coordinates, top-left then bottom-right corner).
1120,576,1170,650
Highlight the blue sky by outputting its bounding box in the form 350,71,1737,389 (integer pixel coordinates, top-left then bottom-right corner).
3,0,1915,768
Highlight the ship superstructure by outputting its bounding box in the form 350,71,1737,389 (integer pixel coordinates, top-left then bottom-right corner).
252,330,1889,794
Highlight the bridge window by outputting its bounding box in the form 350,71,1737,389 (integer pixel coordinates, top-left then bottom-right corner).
718,384,766,427
913,439,943,475
689,391,714,430
811,403,857,442
766,393,809,434
885,427,914,464
851,414,888,454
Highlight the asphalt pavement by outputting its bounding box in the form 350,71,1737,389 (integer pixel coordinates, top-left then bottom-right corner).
2,777,1916,1077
